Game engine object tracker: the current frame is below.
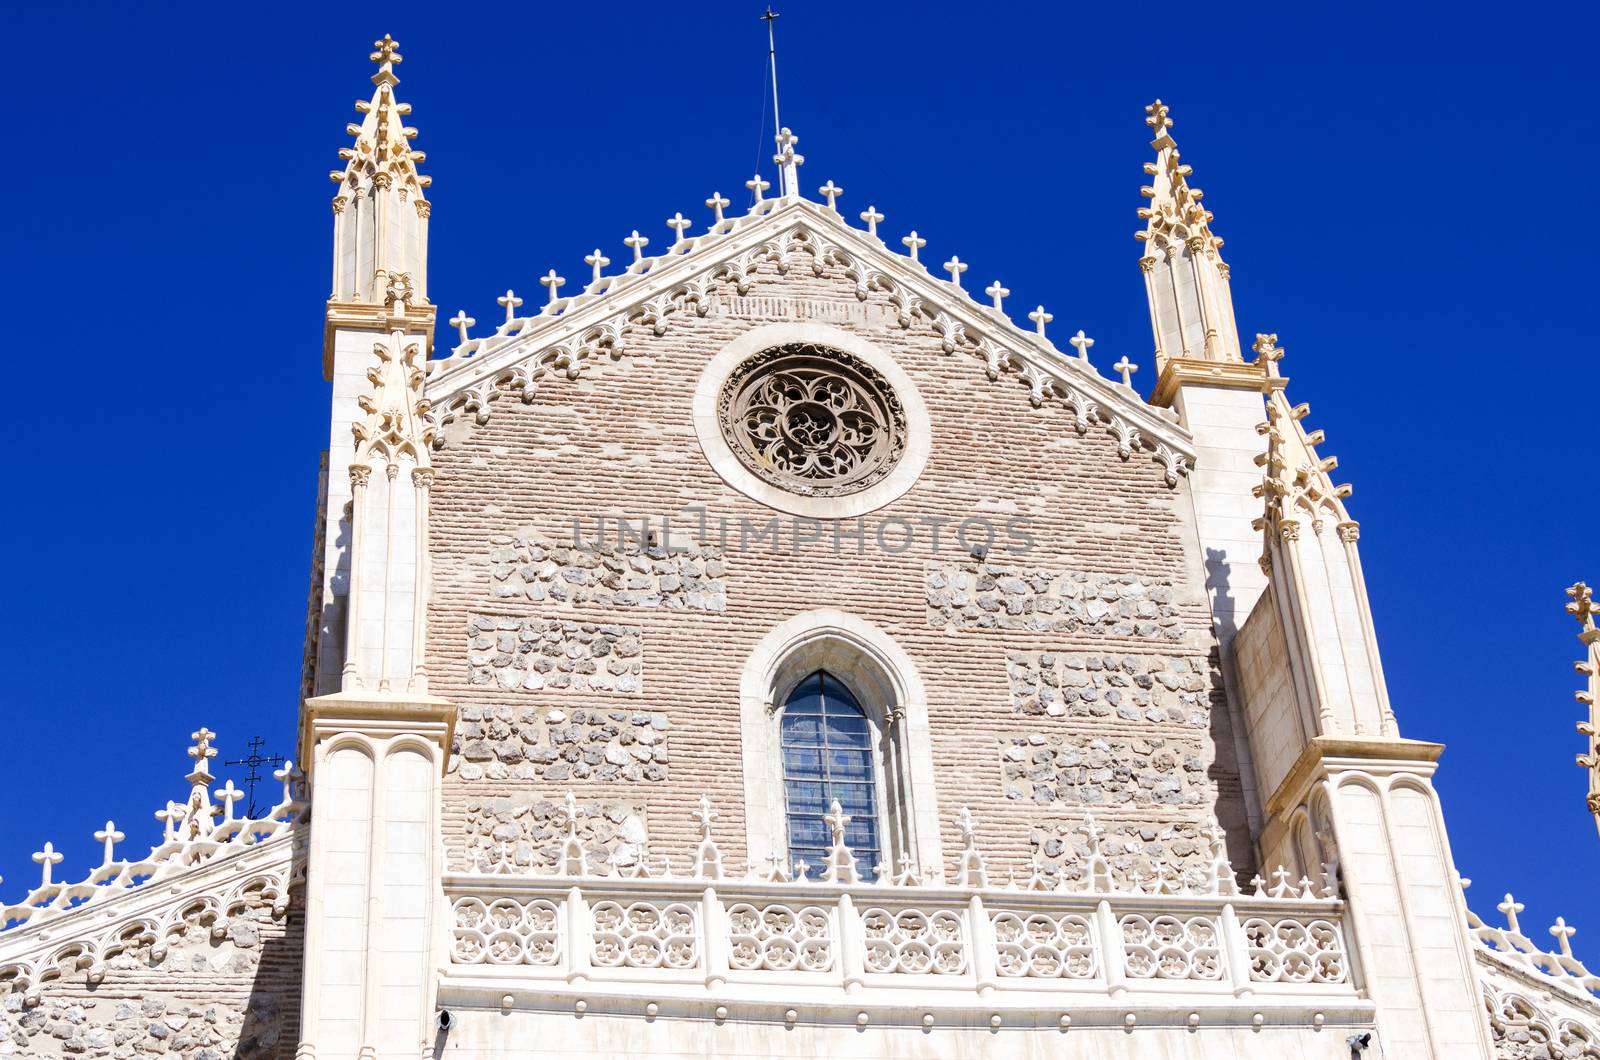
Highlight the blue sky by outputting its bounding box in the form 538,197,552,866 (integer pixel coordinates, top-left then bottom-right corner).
2,2,1596,959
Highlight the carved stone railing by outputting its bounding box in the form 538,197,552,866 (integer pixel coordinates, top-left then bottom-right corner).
440,874,1358,1019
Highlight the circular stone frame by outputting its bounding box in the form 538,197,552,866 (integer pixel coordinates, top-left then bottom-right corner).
694,323,931,518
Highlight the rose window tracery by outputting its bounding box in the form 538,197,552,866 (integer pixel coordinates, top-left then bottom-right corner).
718,343,906,497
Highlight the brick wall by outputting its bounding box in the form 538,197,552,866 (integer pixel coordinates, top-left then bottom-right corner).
425,257,1252,880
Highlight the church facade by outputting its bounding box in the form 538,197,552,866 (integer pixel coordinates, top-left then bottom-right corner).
4,35,1599,1060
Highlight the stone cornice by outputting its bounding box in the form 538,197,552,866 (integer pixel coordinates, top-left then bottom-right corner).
1150,355,1283,408
300,689,457,777
322,300,436,380
426,197,1197,484
1265,735,1446,816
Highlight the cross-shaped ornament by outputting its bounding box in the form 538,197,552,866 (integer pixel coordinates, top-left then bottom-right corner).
497,289,523,325
793,858,810,881
215,780,244,822
1550,917,1578,958
1028,305,1053,337
901,231,926,262
562,792,581,837
1499,893,1525,935
1069,330,1095,361
859,205,884,237
823,799,851,844
957,806,978,844
273,760,297,805
370,35,403,67
818,181,843,211
746,174,770,203
1568,582,1597,633
1270,865,1294,894
705,192,730,226
1144,99,1172,134
584,249,610,285
943,256,968,290
94,821,124,866
540,269,566,304
624,230,650,263
448,310,475,345
691,793,717,839
32,842,63,887
189,727,218,764
665,212,692,244
1113,355,1139,387
984,281,1009,311
155,801,182,841
1252,332,1284,365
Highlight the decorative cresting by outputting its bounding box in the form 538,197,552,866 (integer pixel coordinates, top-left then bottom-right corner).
1136,99,1241,368
1566,582,1600,837
717,343,905,497
0,729,306,1004
442,804,1361,1025
1467,883,1600,1050
1251,335,1397,738
424,161,1195,489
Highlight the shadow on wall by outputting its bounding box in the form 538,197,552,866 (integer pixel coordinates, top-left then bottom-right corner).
1203,546,1256,882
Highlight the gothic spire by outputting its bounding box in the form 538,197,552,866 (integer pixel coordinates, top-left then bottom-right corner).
324,34,434,375
1136,100,1242,368
1566,582,1600,837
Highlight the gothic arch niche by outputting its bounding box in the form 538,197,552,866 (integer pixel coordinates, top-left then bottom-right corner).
694,322,931,519
739,610,941,876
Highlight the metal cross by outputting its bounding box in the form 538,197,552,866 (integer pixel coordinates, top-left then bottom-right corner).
859,205,884,237
984,281,1009,311
1028,305,1053,337
818,180,843,211
497,289,523,325
624,230,650,263
1113,355,1139,387
665,212,692,244
224,736,286,819
943,256,968,290
540,269,566,303
447,309,475,345
93,821,124,866
1069,330,1094,361
901,231,926,262
584,249,610,285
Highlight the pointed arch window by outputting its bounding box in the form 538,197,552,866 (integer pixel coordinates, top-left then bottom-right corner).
779,671,884,877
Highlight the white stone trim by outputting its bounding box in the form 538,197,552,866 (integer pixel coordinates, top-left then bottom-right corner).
738,609,941,874
693,322,932,519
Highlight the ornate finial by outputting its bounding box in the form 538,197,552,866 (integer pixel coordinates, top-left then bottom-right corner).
370,34,403,68
665,212,692,244
818,180,843,211
773,127,804,195
859,205,884,237
1499,893,1526,935
584,249,610,285
692,793,717,839
1028,305,1053,338
1069,330,1095,362
188,727,218,765
1567,582,1597,634
1144,99,1172,136
1551,917,1578,958
563,792,580,838
155,801,182,842
448,310,475,345
942,256,968,290
215,780,244,822
984,281,1009,312
746,174,771,204
1253,332,1285,369
901,231,926,262
819,799,860,884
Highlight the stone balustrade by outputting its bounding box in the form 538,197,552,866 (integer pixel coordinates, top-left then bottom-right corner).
440,871,1361,1025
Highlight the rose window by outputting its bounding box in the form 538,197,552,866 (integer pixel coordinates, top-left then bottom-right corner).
718,343,906,497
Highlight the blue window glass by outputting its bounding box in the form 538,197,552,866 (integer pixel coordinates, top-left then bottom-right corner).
780,671,882,880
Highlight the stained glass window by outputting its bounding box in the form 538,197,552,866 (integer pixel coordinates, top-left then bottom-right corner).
780,670,882,880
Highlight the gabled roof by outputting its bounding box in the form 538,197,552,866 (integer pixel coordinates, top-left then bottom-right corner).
425,190,1196,487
